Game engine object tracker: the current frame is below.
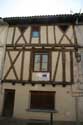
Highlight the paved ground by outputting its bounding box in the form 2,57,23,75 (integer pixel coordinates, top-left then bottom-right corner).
0,117,83,125
0,117,25,125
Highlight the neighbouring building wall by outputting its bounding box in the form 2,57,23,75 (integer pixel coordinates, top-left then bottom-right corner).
0,24,8,79
0,23,8,116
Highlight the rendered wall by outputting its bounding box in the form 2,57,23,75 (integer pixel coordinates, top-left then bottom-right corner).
0,83,76,121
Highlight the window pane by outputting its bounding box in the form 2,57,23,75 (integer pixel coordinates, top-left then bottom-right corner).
34,54,40,63
32,31,39,37
42,54,48,63
34,54,40,71
42,62,48,71
34,63,40,71
42,54,48,71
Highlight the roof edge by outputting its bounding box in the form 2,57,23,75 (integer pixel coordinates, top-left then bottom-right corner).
3,13,83,25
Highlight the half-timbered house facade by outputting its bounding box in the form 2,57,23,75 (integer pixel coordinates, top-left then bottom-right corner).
0,14,83,122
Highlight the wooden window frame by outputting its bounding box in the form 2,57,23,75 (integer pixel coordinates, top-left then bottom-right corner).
31,25,40,38
32,51,50,72
30,91,55,110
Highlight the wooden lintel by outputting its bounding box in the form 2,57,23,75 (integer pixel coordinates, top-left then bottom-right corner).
6,46,78,52
6,44,83,48
2,79,73,85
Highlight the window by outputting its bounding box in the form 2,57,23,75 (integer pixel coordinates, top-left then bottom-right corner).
32,26,40,37
33,52,49,72
30,91,55,110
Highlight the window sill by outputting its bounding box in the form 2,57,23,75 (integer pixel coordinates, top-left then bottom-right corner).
26,109,58,113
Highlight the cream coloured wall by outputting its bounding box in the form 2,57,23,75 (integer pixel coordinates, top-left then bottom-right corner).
0,83,77,121
13,27,21,44
55,26,63,44
48,26,55,44
5,24,83,46
6,24,78,45
7,27,14,44
52,51,62,81
23,51,30,80
3,51,22,80
40,26,47,44
66,26,74,44
3,49,72,82
65,52,71,81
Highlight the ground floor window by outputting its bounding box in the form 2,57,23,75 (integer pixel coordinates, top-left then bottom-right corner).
30,91,55,110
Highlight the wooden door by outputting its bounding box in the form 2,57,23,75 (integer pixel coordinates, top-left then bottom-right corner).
2,89,15,117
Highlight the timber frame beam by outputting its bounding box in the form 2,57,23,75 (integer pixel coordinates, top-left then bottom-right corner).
2,79,73,87
6,43,83,48
6,44,83,52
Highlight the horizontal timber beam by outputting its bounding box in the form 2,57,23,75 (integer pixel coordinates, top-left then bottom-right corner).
6,47,75,51
6,44,83,52
6,44,83,51
2,79,73,86
6,43,83,48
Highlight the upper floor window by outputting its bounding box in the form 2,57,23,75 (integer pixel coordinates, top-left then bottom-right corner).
33,52,49,72
32,26,40,38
